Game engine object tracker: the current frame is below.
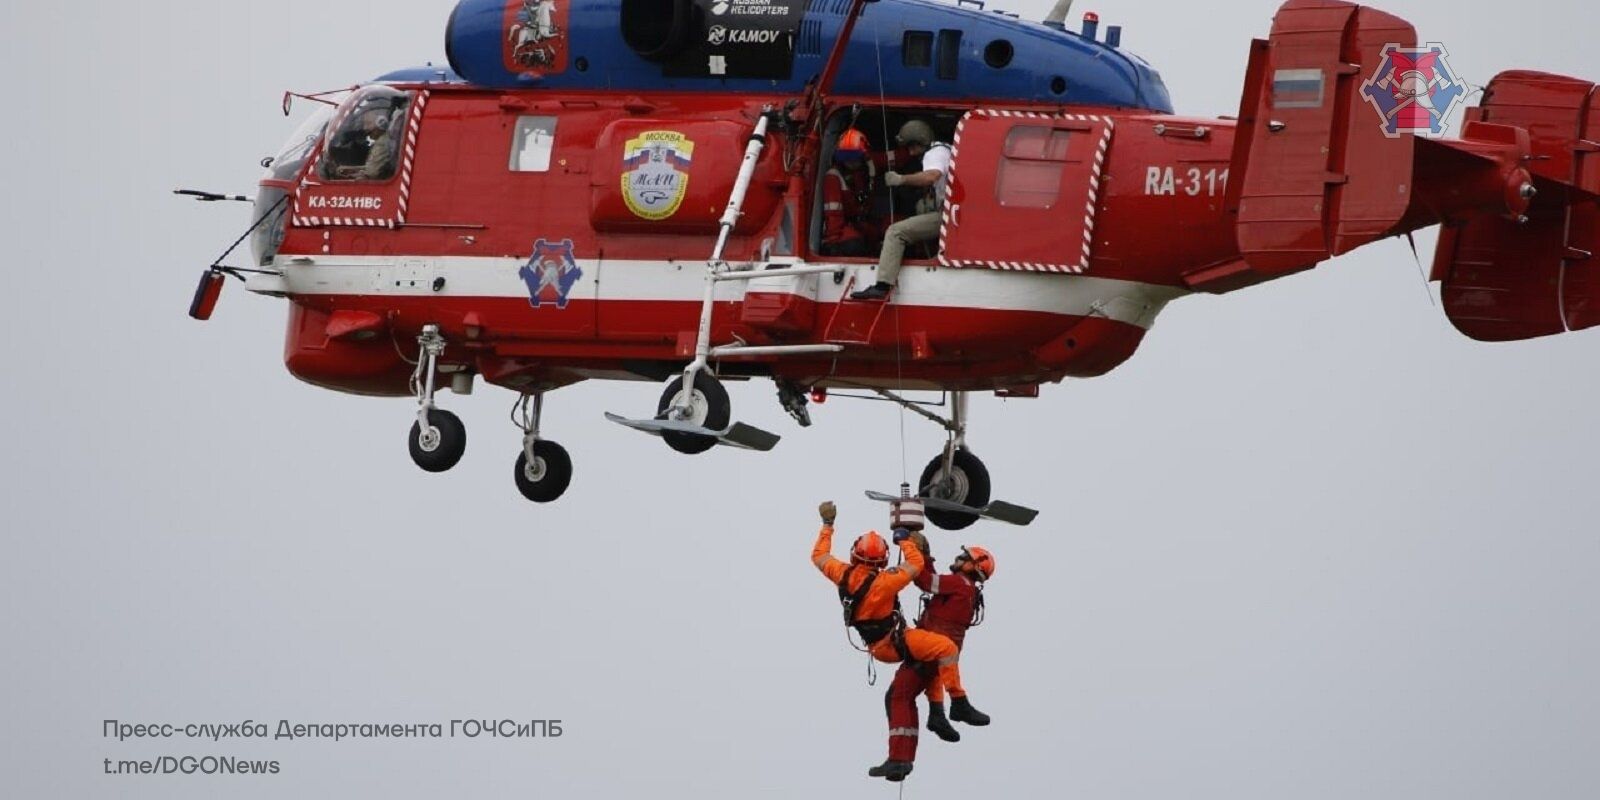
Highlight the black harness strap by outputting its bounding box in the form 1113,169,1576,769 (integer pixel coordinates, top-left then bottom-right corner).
888,624,913,663
838,564,903,646
839,564,878,623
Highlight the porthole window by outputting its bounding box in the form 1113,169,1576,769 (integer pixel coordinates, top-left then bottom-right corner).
983,39,1014,69
935,29,961,80
903,31,932,68
1050,76,1068,95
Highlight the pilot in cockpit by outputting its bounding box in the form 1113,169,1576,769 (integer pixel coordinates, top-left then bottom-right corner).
336,111,396,181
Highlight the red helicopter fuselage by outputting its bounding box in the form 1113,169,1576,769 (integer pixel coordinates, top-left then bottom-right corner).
199,0,1595,512
259,88,1232,397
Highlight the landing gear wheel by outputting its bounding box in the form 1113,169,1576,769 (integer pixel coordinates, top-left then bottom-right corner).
409,409,466,473
919,447,991,531
514,440,573,503
656,372,730,455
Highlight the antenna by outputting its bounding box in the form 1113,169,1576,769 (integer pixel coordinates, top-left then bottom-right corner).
1042,0,1074,29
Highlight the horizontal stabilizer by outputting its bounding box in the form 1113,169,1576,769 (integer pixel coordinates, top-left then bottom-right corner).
1435,194,1598,341
603,413,780,451
1434,70,1600,341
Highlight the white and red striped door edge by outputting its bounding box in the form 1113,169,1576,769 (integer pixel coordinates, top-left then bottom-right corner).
290,90,431,230
936,109,1116,275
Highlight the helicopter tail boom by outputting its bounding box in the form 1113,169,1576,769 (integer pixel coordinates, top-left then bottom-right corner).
1224,0,1598,342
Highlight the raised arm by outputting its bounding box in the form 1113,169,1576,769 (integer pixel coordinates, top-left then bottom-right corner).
811,501,848,584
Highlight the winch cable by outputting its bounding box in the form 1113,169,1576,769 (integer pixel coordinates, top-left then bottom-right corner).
1405,232,1436,307
871,15,911,489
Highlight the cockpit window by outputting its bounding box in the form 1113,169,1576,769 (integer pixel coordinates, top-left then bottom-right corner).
263,106,333,182
252,106,333,266
317,86,412,182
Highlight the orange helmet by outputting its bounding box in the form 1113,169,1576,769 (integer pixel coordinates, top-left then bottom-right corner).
960,546,996,581
852,531,890,566
835,128,869,163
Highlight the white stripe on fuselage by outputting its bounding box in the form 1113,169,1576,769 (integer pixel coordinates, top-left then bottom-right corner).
252,255,1187,330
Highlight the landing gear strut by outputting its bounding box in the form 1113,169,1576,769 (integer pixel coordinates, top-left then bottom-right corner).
408,324,466,473
512,392,573,503
918,392,990,530
865,390,1037,530
603,111,826,454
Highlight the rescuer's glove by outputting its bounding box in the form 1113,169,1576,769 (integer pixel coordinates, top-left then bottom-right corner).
819,501,837,525
884,172,906,187
908,531,931,561
892,527,911,544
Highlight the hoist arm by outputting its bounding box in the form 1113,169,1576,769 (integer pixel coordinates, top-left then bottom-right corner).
814,0,875,102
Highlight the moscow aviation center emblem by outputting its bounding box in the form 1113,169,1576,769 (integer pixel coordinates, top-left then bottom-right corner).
519,238,583,309
621,131,695,221
1359,43,1468,138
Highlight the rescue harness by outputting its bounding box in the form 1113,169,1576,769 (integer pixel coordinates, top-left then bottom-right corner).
838,564,914,664
915,572,986,629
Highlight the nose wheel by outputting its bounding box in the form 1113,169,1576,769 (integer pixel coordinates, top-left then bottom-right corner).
410,409,467,473
515,440,572,503
408,324,467,473
512,392,573,503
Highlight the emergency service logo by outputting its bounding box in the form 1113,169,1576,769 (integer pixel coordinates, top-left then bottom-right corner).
1359,43,1467,138
621,131,695,221
518,238,583,309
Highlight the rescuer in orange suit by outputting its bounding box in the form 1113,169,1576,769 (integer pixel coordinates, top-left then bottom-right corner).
877,540,996,781
812,501,967,783
819,129,881,257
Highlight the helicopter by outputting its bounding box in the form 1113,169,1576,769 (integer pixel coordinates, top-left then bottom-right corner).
186,0,1596,530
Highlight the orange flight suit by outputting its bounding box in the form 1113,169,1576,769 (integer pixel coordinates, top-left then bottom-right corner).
811,525,965,702
820,166,879,256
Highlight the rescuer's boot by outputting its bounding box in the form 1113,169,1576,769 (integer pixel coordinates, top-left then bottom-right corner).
868,759,914,782
926,700,961,742
949,695,991,726
850,281,891,301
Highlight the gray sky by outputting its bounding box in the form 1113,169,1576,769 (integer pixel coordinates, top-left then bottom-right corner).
2,1,1595,797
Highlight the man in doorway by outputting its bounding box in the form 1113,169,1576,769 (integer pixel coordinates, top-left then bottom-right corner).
850,119,952,301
